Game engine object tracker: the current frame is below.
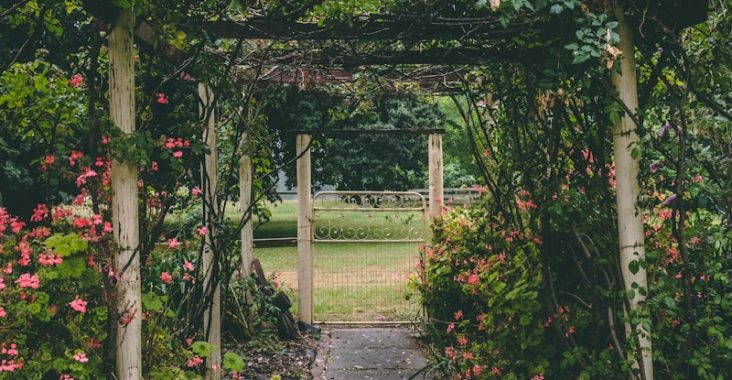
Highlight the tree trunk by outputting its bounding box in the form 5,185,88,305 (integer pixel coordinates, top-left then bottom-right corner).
199,83,221,380
611,4,653,379
109,7,142,380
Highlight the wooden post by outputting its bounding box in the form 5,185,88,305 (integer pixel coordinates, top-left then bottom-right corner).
199,83,221,380
611,4,653,379
239,147,253,276
109,7,142,380
428,133,444,220
296,134,313,324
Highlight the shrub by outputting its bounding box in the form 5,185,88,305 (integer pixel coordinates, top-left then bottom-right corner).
415,203,549,379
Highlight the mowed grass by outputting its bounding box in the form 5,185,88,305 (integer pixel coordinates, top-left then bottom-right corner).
253,200,424,322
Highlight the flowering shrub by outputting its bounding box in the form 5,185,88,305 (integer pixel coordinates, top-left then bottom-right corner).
415,204,549,379
0,208,107,379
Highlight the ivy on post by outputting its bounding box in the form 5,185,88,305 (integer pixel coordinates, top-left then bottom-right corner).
198,82,221,380
108,5,142,380
610,3,653,379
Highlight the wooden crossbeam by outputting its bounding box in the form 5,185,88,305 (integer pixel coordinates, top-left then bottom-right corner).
207,18,529,41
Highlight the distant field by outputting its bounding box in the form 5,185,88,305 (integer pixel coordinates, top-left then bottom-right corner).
252,199,424,322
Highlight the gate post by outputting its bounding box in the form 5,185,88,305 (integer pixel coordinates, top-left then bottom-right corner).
239,141,253,276
428,133,444,220
296,134,313,324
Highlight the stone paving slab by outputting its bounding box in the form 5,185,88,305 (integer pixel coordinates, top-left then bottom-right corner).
322,328,431,380
329,347,428,370
330,328,420,349
326,368,430,380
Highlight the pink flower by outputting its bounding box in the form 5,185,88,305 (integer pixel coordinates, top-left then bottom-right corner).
156,93,169,104
0,307,6,318
73,352,89,363
183,260,195,272
457,335,468,346
197,226,208,236
69,73,84,87
446,322,454,334
38,253,63,266
150,161,159,172
472,365,483,376
160,272,173,284
60,375,75,380
454,310,463,320
69,296,88,313
467,273,480,285
191,187,202,196
532,375,545,380
167,238,181,249
15,273,40,289
165,138,175,149
186,355,203,367
172,151,183,158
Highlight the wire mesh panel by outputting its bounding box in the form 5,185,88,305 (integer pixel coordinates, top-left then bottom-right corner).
312,191,427,322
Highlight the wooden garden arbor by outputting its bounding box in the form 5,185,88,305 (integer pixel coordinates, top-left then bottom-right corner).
97,2,709,378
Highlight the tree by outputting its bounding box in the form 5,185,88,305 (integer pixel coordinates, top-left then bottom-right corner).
268,89,446,191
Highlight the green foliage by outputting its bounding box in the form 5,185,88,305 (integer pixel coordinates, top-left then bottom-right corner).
269,89,446,191
415,202,554,378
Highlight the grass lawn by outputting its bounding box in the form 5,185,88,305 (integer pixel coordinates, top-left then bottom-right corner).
253,200,424,322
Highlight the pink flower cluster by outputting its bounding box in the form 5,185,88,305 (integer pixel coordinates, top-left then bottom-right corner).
165,137,190,159
14,273,40,289
69,296,88,313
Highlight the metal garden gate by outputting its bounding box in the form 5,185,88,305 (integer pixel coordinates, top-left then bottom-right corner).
311,191,427,323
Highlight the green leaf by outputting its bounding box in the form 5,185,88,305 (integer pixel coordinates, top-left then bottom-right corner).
142,292,164,312
549,4,563,14
45,233,88,257
223,352,246,372
628,260,640,274
192,341,213,358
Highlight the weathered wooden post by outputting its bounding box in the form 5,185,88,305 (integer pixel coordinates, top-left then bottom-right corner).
296,134,313,324
109,7,142,380
428,133,444,220
239,144,253,277
611,4,653,379
199,83,221,380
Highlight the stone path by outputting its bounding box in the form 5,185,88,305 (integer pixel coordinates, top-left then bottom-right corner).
318,327,430,380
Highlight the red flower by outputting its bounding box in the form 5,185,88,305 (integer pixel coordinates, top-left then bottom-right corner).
156,93,169,104
69,73,84,87
454,310,463,320
69,296,88,313
160,271,173,284
30,204,48,222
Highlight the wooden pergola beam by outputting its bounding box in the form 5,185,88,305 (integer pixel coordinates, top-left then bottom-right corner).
206,18,530,41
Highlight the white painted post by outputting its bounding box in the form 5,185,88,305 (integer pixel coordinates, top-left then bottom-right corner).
428,133,444,220
109,7,142,380
239,147,253,276
611,4,653,379
296,134,313,324
198,83,221,380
